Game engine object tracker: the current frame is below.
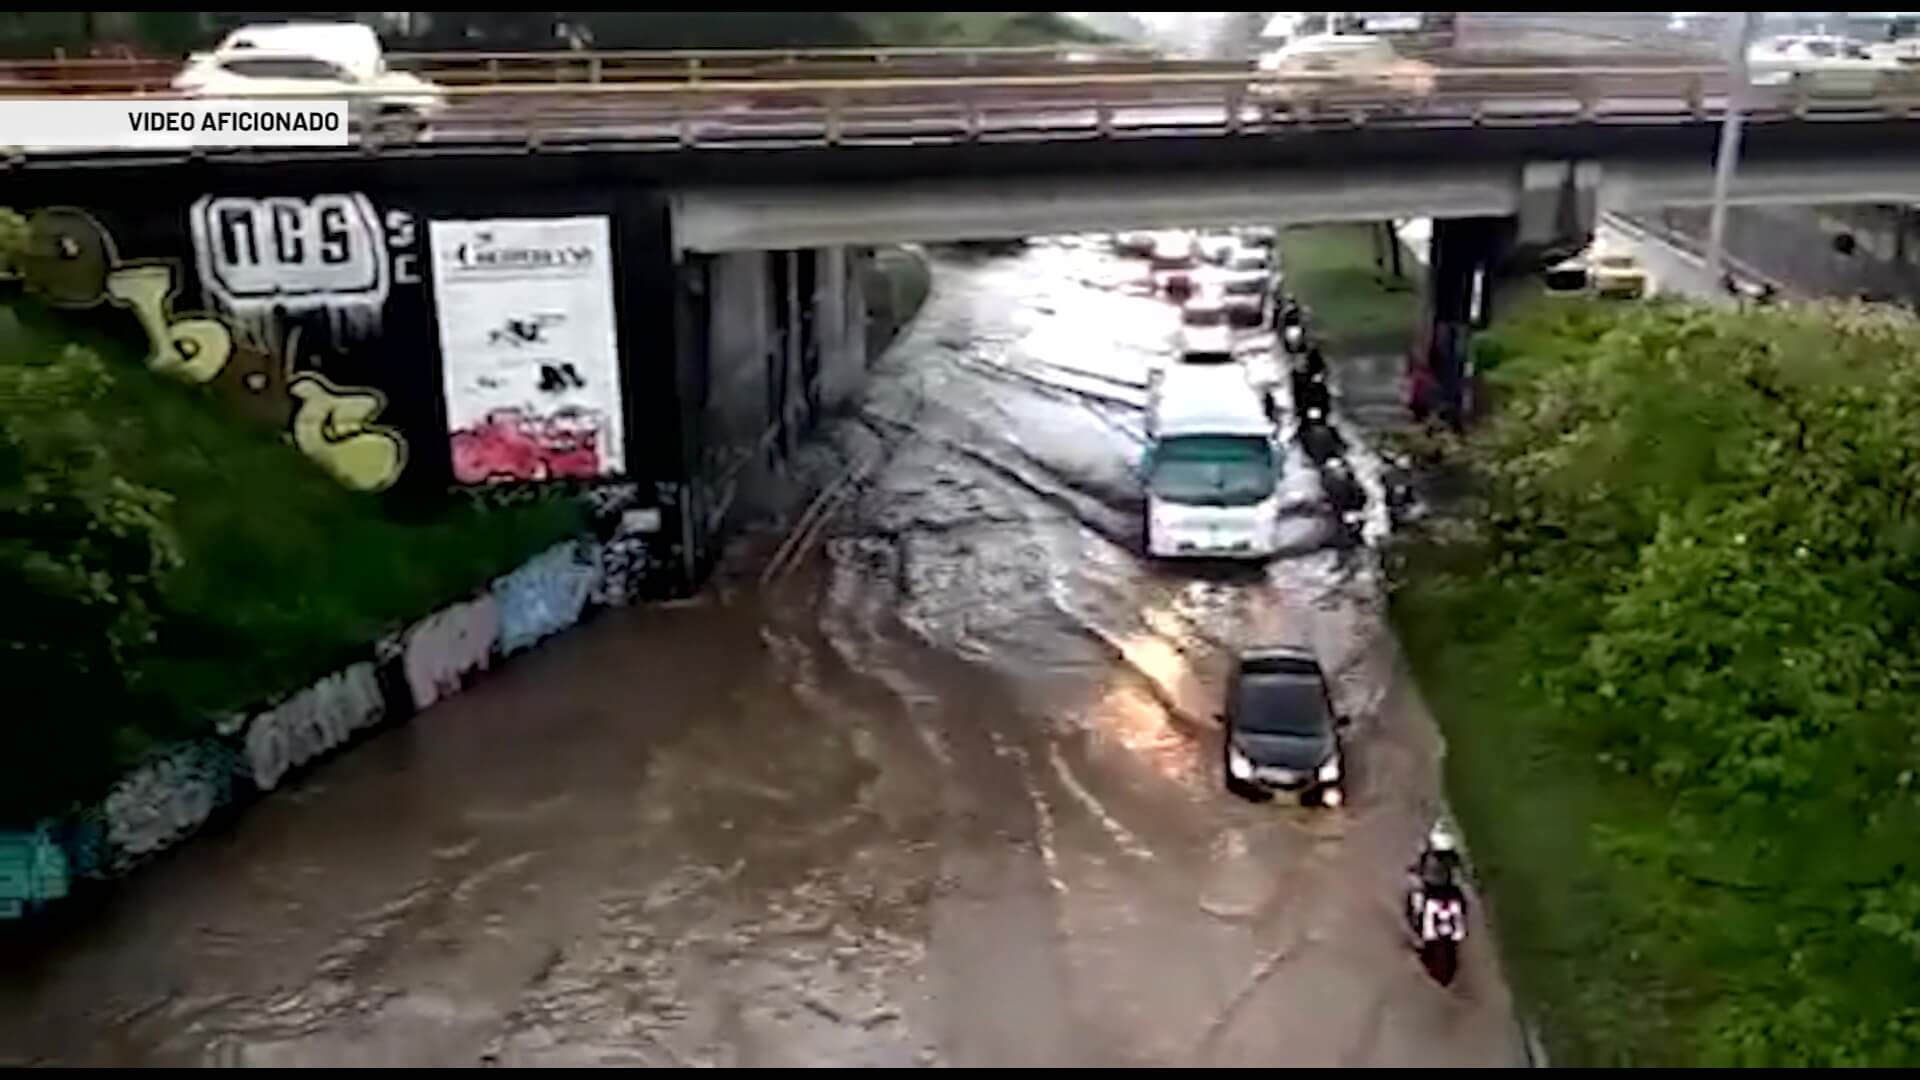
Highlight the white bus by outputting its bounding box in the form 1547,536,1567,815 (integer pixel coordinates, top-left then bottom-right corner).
1143,365,1283,560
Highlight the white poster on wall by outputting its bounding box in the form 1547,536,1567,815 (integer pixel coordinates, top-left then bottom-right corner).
429,216,626,484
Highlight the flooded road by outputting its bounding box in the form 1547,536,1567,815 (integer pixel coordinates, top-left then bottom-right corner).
0,239,1523,1067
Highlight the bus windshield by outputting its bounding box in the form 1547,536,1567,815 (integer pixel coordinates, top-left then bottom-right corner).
1148,434,1276,507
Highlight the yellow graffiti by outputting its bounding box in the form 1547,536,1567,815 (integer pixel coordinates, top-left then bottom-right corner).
10,204,412,491
289,372,408,492
104,265,234,383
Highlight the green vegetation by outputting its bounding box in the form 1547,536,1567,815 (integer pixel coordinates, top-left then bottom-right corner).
1394,294,1920,1065
1,296,580,825
1274,223,1421,354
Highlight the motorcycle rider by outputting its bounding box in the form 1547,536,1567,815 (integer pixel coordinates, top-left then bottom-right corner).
1407,820,1466,921
1292,346,1332,423
1277,297,1308,351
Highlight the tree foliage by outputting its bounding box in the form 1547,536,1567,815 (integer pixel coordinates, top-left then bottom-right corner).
1412,295,1920,1064
0,334,179,822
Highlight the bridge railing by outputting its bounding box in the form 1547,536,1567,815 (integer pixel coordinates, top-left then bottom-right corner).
0,44,1167,95
382,44,1164,86
7,65,1920,156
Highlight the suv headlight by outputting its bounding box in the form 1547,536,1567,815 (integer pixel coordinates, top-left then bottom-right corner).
1227,743,1253,781
1317,757,1341,782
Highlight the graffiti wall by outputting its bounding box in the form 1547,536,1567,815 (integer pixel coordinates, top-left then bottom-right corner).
0,531,623,918
1,159,684,560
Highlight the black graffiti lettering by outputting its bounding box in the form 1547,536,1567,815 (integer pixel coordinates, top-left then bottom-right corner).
218,206,259,267
271,203,305,265
538,362,586,393
318,205,351,265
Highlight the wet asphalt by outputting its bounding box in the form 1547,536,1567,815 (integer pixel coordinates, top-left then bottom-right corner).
0,238,1524,1067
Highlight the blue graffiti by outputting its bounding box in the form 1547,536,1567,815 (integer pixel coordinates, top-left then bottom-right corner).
492,540,601,654
101,740,245,869
0,826,69,919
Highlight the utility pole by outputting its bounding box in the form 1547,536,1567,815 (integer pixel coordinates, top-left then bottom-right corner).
1706,11,1760,284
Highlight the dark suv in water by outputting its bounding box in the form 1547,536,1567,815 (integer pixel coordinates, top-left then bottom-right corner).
1221,646,1349,806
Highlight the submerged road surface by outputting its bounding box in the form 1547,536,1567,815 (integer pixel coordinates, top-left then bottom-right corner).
0,240,1523,1067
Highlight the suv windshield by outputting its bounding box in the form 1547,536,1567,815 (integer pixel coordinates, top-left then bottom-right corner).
1148,434,1275,506
1235,673,1331,737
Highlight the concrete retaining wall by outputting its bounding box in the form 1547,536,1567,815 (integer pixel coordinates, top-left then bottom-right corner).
0,511,640,920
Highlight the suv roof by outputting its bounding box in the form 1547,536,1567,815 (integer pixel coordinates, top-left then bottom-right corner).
1237,645,1320,675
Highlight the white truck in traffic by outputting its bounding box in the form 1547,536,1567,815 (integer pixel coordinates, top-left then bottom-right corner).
1142,365,1284,560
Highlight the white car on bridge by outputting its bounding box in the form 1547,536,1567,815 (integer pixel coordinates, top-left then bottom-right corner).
172,22,446,136
1747,34,1896,97
1252,33,1437,104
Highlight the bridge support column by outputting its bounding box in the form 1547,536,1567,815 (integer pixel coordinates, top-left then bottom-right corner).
1420,216,1512,430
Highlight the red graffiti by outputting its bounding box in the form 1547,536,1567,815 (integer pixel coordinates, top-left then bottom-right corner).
451,407,604,484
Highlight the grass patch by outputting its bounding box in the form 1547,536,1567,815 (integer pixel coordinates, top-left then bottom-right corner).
3,299,581,812
1394,564,1700,1065
1274,222,1421,354
1382,296,1920,1065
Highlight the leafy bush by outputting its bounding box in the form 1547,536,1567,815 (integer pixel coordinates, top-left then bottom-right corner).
0,337,179,821
1399,296,1920,1065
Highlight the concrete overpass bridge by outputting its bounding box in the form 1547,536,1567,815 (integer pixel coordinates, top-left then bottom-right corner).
6,55,1920,593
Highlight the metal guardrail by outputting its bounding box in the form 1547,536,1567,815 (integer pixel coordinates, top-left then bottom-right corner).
0,44,1163,94
7,64,1920,159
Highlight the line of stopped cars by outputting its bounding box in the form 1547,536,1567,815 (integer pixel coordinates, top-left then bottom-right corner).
1109,225,1352,810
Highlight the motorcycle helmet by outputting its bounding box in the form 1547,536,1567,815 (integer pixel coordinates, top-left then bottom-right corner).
1427,821,1459,853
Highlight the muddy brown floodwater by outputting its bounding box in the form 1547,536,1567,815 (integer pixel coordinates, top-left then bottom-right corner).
0,239,1525,1067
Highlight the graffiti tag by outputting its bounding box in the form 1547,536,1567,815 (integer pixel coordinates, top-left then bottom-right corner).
0,828,69,919
244,661,387,791
191,194,388,313
403,595,499,711
493,540,600,655
102,742,238,861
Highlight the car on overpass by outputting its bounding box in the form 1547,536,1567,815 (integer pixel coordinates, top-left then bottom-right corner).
171,21,446,136
1252,33,1437,106
1748,34,1896,97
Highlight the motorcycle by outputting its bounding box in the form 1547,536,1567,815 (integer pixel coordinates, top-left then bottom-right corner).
1406,820,1469,986
1406,885,1467,985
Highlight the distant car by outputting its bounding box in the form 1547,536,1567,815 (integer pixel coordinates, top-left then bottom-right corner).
1177,322,1238,364
172,22,445,134
1748,34,1893,96
1253,33,1437,103
1588,251,1651,299
1114,230,1157,257
1197,232,1239,265
1542,255,1590,294
1149,231,1200,299
1218,246,1277,327
1222,646,1349,807
1147,231,1197,270
1180,289,1230,328
1237,225,1278,249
